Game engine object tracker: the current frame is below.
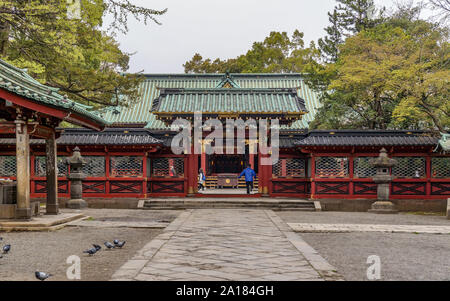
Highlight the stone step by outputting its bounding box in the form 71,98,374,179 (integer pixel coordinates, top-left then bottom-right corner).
143,201,314,206
144,206,316,211
272,207,316,212
142,199,317,211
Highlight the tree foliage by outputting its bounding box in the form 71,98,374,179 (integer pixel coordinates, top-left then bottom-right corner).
182,1,449,131
184,30,313,73
334,0,384,34
310,9,449,131
0,0,167,108
318,9,344,63
317,0,384,63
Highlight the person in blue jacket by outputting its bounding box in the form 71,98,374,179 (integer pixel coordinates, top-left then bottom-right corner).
198,168,206,191
239,164,256,194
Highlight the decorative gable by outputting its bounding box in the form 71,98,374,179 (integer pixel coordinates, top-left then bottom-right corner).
216,72,240,88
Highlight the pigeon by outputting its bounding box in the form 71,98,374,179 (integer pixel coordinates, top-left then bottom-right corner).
93,244,102,251
35,271,52,281
113,239,120,245
83,247,97,256
104,242,115,249
115,241,126,249
3,244,10,254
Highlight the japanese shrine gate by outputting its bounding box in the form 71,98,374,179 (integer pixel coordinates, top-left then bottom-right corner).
0,70,448,210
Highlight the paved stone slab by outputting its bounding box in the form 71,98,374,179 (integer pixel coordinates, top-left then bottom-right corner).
288,223,450,234
0,213,85,231
112,209,342,281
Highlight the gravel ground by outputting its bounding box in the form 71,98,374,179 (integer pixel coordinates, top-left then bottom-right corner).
278,211,450,281
299,232,450,281
278,211,449,225
0,209,181,281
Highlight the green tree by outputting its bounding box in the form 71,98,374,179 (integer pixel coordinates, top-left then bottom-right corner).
183,30,311,73
389,21,449,131
335,0,384,34
317,1,384,63
310,18,449,131
0,0,167,107
318,9,343,63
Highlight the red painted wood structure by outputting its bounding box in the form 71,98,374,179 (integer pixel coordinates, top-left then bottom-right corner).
0,71,448,204
0,59,108,218
0,128,448,201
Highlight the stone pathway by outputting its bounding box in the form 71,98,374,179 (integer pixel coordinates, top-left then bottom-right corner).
111,209,342,281
288,223,450,234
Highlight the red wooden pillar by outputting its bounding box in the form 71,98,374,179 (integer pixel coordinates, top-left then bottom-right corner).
281,159,287,177
194,152,199,192
187,145,197,196
183,156,188,194
349,155,354,197
168,158,174,176
257,154,263,193
260,153,271,197
201,147,207,174
426,155,431,196
143,153,148,198
249,153,255,170
105,152,110,195
310,154,316,199
30,154,35,195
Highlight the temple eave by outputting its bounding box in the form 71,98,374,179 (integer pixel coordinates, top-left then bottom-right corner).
153,111,306,125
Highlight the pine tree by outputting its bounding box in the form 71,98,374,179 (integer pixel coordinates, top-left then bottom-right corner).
318,0,384,62
318,9,343,62
336,0,383,34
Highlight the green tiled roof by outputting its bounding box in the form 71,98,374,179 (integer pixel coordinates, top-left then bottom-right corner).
151,88,307,119
103,73,322,130
0,59,109,127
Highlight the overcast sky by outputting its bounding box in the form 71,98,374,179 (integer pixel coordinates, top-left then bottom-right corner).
109,0,419,73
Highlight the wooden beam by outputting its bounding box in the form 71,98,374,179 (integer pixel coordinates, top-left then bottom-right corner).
0,89,104,131
0,122,16,135
0,122,59,139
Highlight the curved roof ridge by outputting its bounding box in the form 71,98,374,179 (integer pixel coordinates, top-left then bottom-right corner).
0,59,109,128
143,73,304,78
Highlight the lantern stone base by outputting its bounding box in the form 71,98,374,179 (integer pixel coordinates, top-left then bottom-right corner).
66,199,87,209
368,201,398,214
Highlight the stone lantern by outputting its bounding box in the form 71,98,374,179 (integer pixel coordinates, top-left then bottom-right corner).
66,147,87,209
368,148,398,214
